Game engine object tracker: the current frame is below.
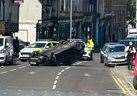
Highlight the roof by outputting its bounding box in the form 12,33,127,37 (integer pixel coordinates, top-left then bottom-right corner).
35,41,49,44
104,42,125,47
35,40,59,44
0,36,12,39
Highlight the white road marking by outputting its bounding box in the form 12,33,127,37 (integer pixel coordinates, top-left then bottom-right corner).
52,85,56,90
60,69,65,73
29,71,36,75
55,76,59,80
54,80,58,85
75,62,81,65
9,69,17,72
19,66,26,69
0,65,28,75
84,73,90,77
65,66,71,70
57,72,62,76
1,71,9,74
52,66,72,90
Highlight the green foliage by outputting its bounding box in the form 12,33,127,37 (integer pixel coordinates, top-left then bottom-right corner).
127,0,136,28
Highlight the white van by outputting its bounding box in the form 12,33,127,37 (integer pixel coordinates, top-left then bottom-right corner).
0,36,14,65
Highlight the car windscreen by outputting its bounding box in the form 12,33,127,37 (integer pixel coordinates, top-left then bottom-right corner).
28,43,46,48
109,46,125,52
0,38,4,46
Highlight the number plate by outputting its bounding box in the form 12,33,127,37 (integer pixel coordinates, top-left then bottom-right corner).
30,62,36,65
116,59,125,62
22,55,29,57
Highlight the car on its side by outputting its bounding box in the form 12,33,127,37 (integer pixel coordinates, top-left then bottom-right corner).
19,40,59,61
100,43,127,67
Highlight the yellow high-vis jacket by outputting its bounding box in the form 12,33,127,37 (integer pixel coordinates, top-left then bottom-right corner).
35,48,45,56
86,39,94,50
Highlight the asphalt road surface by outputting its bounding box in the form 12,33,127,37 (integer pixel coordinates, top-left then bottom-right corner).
0,54,126,96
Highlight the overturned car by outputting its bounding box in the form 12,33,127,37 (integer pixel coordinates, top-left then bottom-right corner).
29,40,83,66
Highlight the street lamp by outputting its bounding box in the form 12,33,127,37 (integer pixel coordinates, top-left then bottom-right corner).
70,0,72,42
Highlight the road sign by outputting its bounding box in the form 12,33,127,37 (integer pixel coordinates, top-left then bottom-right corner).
0,21,5,34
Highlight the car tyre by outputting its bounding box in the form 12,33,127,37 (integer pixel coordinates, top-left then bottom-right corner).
133,77,137,90
100,55,104,63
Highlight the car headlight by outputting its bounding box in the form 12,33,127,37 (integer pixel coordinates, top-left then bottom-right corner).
108,57,115,61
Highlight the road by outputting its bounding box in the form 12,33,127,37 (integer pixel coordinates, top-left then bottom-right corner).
0,54,128,96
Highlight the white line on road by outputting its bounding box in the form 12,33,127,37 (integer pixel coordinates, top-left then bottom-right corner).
19,66,27,69
65,67,71,70
1,71,9,74
52,62,82,90
52,66,71,90
54,80,58,85
52,85,56,90
55,76,59,80
9,69,17,72
57,72,62,76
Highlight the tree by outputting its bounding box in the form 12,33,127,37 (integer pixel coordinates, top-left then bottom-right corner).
127,0,136,28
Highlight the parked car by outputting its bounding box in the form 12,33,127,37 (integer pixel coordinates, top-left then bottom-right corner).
0,36,14,65
19,40,59,61
100,43,127,67
119,37,137,48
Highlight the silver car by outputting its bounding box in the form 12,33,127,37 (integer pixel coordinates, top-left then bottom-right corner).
100,43,127,67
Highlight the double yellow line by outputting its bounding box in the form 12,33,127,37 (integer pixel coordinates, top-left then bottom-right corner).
111,69,136,96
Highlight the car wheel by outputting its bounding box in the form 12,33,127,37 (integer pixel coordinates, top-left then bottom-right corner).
133,77,137,90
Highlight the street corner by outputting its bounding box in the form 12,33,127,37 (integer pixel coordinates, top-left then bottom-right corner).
110,66,137,96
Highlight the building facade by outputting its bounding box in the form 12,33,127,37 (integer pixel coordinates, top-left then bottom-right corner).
17,0,42,43
98,0,128,47
38,0,98,42
0,0,21,36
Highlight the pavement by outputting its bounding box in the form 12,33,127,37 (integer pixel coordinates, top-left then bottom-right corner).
110,65,137,96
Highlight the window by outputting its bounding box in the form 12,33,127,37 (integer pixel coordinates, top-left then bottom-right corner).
0,0,4,20
60,0,64,11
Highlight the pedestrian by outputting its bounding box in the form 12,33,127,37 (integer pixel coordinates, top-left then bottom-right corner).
85,36,94,60
125,41,136,70
13,37,20,58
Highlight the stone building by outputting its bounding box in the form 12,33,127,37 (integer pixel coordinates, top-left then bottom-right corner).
98,0,128,47
0,0,21,36
17,0,42,43
38,0,98,42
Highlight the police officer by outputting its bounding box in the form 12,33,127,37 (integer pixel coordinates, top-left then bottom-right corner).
125,42,136,70
86,36,94,60
13,37,19,57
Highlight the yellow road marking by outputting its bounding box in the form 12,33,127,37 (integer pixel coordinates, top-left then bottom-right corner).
111,69,135,96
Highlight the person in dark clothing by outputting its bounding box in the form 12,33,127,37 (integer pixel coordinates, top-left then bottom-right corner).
125,42,136,70
13,37,20,57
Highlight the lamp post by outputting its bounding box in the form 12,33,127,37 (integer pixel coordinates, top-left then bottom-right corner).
136,0,137,28
70,0,72,42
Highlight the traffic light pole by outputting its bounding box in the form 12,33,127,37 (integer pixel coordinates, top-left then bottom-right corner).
70,0,72,42
136,0,137,28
